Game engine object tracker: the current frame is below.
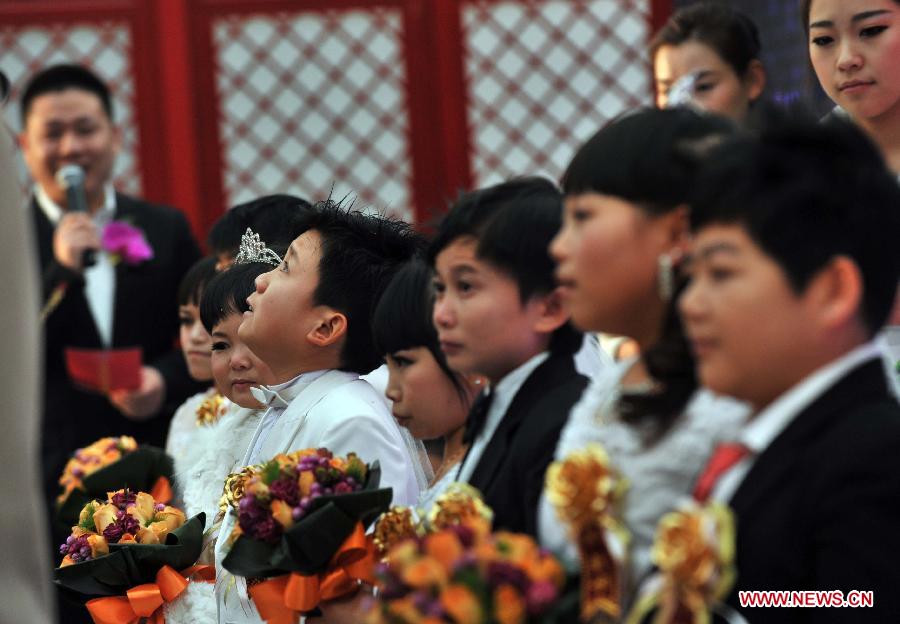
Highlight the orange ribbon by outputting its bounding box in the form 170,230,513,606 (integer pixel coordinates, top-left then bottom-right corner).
85,564,214,624
150,476,173,504
249,522,376,624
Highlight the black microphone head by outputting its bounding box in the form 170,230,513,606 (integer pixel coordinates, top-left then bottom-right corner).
55,164,85,190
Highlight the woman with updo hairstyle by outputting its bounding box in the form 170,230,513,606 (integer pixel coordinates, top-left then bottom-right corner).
651,2,767,123
538,108,748,601
802,0,900,175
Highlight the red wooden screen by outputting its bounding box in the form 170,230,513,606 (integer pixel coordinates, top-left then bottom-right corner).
0,0,670,243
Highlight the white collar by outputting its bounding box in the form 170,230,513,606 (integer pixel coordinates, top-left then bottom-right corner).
35,183,116,225
249,369,330,408
740,341,883,454
485,351,550,427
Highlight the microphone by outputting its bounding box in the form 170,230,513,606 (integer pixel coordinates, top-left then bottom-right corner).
55,164,96,267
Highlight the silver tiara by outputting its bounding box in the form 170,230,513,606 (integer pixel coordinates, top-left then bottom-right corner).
234,228,282,267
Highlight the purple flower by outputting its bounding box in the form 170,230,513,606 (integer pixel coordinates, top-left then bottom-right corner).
486,561,529,593
102,221,153,265
525,580,558,615
104,510,140,543
268,476,300,507
250,515,283,545
111,490,137,510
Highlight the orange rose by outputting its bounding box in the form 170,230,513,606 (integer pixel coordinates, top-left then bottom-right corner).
271,499,294,529
400,556,448,589
424,530,463,572
494,584,525,624
440,584,483,624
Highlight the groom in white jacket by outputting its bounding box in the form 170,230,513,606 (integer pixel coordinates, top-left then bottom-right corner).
214,202,423,622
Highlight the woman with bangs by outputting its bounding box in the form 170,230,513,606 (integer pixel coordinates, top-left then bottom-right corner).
372,259,482,509
537,108,748,602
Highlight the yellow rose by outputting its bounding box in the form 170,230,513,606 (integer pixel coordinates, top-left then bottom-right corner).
298,471,315,497
271,499,294,529
136,526,160,545
92,503,118,534
245,476,270,499
154,506,187,532
130,492,156,525
272,454,294,471
440,584,483,624
87,534,109,558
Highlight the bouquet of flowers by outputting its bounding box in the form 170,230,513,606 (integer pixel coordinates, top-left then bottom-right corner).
54,489,208,622
57,436,174,527
544,445,629,622
625,501,736,624
220,448,393,619
368,486,566,624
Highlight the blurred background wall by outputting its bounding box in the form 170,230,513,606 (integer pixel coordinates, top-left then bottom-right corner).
0,0,824,243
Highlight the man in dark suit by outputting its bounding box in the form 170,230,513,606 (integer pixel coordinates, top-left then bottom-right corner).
681,115,900,622
428,178,589,536
19,65,201,557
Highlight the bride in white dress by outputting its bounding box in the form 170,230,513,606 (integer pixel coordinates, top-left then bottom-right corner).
165,261,279,624
372,260,483,510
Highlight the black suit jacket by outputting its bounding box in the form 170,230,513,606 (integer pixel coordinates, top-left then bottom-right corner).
724,358,900,623
466,352,588,537
33,193,202,506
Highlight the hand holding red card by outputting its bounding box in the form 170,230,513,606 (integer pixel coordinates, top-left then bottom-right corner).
65,347,142,393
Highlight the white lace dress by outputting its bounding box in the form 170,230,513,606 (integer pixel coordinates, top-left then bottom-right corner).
416,466,459,512
538,359,749,599
163,404,264,624
165,389,215,476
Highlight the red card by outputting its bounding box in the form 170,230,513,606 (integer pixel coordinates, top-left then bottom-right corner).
65,347,143,393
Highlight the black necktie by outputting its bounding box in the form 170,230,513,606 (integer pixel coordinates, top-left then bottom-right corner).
462,389,494,445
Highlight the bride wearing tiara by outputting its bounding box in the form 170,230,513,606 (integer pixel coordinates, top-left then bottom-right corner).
165,252,279,624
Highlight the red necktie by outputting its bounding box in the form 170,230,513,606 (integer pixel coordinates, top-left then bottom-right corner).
692,442,750,503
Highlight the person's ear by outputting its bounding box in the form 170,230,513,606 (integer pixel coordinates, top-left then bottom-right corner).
531,287,570,334
656,204,691,258
305,309,348,348
111,124,123,156
806,256,863,332
743,59,767,103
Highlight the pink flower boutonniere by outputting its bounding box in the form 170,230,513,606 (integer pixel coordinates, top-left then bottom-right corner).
102,221,153,265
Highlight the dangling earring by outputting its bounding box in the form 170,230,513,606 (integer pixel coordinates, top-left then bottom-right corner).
657,253,674,302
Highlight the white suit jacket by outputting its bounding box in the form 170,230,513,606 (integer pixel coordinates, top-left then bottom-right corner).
214,369,420,623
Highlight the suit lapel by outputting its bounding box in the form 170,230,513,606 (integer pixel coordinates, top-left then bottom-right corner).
468,354,576,494
109,195,148,346
730,359,890,515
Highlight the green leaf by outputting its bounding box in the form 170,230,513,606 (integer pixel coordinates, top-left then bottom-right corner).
78,502,97,532
262,460,281,485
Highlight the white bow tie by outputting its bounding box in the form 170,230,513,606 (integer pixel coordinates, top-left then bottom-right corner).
249,385,290,409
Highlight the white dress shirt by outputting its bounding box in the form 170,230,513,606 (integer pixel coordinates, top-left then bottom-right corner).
711,341,884,503
456,351,549,484
216,369,420,623
247,369,328,463
36,183,117,346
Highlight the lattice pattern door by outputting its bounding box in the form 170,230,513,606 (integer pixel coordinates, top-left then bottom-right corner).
460,0,652,187
0,21,142,196
210,7,413,220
